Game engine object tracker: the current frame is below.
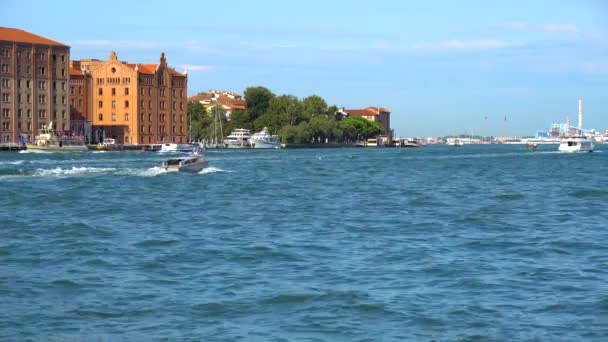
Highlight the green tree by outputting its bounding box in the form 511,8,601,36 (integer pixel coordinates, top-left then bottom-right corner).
225,109,251,133
244,86,275,121
188,101,209,141
301,95,328,121
338,116,384,142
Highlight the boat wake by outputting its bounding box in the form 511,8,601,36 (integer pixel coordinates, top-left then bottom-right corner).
34,166,117,177
19,149,51,154
200,166,228,174
0,160,25,165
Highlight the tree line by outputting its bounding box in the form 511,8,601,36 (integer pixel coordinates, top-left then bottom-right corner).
187,86,384,145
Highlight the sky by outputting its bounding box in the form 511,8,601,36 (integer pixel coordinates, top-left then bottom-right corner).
3,0,608,136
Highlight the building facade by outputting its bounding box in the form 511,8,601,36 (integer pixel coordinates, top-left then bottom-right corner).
0,28,70,145
72,51,188,144
337,107,392,139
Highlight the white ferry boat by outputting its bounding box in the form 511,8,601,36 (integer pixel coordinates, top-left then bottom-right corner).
250,127,280,149
26,122,87,152
224,129,252,148
558,137,594,153
159,143,195,153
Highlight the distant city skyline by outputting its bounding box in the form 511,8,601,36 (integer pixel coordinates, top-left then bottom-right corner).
4,0,608,136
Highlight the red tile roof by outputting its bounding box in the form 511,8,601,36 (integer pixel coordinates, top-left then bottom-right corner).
124,63,185,77
69,68,83,76
343,107,390,116
0,27,68,47
188,92,247,110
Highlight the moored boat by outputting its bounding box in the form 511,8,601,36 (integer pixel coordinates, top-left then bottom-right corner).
159,143,195,153
25,122,87,152
224,128,252,148
250,127,280,149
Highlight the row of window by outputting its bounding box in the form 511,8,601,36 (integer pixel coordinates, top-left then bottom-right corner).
139,136,185,144
98,100,129,108
98,87,130,96
139,125,184,134
1,79,67,91
98,113,129,122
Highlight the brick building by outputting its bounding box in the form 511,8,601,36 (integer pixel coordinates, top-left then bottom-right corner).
0,27,70,145
72,51,188,144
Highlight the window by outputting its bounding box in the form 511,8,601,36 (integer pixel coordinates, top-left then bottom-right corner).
98,101,103,108
148,113,151,121
61,55,65,62
140,100,144,108
62,96,65,104
140,87,144,95
148,100,152,108
2,93,10,102
173,101,176,110
61,69,65,76
160,101,165,109
1,108,9,118
99,88,103,95
26,80,30,88
180,89,184,98
112,113,116,121
38,81,46,89
125,87,129,95
141,125,144,133
160,89,165,97
112,101,116,108
62,110,66,119
38,67,45,75
79,86,82,94
26,94,30,103
111,88,116,95
62,82,66,90
1,64,8,73
52,110,57,119
1,78,8,88
70,86,75,95
0,49,8,58
148,88,152,96
125,100,129,108
148,125,151,133
27,109,31,118
78,99,82,107
140,113,144,121
125,113,129,121
98,114,103,121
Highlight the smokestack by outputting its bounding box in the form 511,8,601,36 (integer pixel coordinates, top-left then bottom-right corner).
578,98,583,130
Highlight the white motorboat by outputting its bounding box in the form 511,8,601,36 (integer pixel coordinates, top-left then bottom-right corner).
159,143,195,153
224,129,252,148
558,137,594,153
250,127,280,149
162,155,207,173
25,121,88,152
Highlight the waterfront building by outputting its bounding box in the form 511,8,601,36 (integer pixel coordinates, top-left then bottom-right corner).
336,107,392,140
0,27,70,145
72,51,188,144
188,90,246,121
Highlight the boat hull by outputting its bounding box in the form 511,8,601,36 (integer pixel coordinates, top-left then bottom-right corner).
26,144,88,152
250,140,280,149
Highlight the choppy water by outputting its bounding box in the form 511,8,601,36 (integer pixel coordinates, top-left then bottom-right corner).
1,145,608,341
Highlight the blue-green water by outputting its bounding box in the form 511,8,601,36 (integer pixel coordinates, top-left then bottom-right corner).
1,145,608,341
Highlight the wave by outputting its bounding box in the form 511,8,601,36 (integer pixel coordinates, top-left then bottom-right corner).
34,166,116,177
0,160,24,165
18,149,51,154
200,166,228,174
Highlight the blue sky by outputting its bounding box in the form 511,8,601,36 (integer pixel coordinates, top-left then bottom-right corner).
4,0,608,136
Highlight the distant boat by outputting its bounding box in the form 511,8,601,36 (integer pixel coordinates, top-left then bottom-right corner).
527,143,537,150
558,137,594,153
250,127,281,149
225,129,252,148
26,121,87,152
447,138,463,147
159,143,195,153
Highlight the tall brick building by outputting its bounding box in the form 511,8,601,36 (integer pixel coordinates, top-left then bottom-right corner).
0,27,70,144
71,51,188,144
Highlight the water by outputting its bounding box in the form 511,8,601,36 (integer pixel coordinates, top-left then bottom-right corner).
1,145,607,341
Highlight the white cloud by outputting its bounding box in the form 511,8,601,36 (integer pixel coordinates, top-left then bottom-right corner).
541,23,578,34
412,39,515,50
181,64,215,72
502,22,578,34
71,39,161,49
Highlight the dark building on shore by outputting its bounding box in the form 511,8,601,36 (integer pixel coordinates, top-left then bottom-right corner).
0,27,71,145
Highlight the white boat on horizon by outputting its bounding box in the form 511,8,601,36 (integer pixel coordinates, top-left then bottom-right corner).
225,129,252,148
250,127,281,149
159,143,195,153
558,137,594,153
